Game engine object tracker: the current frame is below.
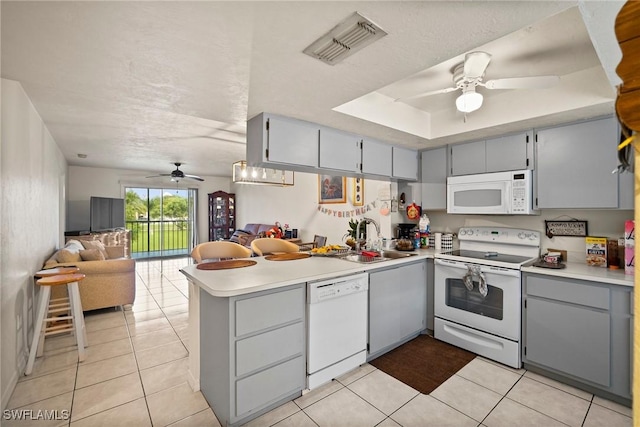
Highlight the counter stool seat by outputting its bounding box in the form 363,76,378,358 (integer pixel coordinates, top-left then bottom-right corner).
25,273,87,375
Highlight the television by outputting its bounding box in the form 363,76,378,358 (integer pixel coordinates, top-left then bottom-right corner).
90,196,125,231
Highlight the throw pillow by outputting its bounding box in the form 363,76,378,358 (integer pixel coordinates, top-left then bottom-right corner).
80,240,109,259
56,249,82,263
229,229,251,244
79,249,105,261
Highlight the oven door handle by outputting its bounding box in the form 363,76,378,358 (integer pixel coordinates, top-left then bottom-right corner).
435,258,522,278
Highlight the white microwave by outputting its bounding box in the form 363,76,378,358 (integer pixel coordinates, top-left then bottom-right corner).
447,169,536,215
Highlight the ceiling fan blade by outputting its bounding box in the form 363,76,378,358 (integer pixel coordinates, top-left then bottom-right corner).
145,173,171,178
395,86,458,102
463,51,492,79
184,174,205,182
483,75,560,90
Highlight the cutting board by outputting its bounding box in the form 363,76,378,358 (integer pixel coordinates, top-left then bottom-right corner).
265,253,311,261
197,260,257,270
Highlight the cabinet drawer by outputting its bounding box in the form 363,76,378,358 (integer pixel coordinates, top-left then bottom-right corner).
526,275,609,310
236,322,303,377
235,356,304,417
235,287,304,337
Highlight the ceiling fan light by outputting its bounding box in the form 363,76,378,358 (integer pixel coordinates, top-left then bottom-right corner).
455,90,483,113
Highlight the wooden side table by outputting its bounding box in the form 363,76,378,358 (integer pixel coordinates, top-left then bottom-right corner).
25,273,87,375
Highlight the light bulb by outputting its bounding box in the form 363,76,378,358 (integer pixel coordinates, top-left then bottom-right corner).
241,168,247,178
455,88,483,113
251,168,258,178
262,169,267,179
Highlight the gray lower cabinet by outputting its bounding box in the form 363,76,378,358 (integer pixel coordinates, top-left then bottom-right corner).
200,284,306,426
522,273,632,404
368,260,427,359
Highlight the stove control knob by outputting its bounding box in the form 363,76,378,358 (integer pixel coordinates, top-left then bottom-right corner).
529,233,537,240
467,229,474,236
518,232,526,239
459,229,467,236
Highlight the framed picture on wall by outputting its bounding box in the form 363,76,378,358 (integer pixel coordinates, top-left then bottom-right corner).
352,177,364,206
318,175,346,204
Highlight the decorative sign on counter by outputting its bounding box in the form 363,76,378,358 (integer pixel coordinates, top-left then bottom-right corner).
545,220,588,238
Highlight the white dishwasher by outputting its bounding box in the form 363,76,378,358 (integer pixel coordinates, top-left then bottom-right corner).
307,272,369,390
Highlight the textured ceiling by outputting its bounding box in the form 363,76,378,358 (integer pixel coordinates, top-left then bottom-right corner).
1,1,616,179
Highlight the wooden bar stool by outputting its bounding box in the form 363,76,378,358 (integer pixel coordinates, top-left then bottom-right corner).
25,273,87,375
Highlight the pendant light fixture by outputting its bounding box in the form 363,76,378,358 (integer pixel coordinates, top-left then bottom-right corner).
232,161,294,186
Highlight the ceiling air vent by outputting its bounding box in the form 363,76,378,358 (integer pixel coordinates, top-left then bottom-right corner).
303,12,387,65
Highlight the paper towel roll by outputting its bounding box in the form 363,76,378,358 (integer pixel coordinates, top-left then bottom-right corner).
435,233,442,250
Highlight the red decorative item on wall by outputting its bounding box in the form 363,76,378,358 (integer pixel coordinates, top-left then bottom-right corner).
406,202,421,220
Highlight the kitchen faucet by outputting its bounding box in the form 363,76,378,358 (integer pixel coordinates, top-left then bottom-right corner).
355,217,381,253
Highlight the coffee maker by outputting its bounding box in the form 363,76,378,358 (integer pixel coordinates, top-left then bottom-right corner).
396,223,417,239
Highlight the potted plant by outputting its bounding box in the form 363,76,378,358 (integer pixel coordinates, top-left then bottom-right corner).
344,219,366,249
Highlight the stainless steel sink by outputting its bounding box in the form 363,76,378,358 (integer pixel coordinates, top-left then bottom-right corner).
339,251,418,264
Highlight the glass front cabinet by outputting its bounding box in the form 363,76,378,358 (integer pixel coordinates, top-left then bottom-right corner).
208,191,236,241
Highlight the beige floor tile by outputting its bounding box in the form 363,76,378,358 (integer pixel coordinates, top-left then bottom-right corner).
375,418,401,427
70,397,151,427
273,410,316,427
583,402,633,427
483,397,566,427
128,300,161,312
336,363,376,386
140,357,189,395
131,294,159,305
348,370,419,416
166,312,189,327
182,338,190,353
131,327,180,352
4,391,72,427
294,380,343,409
479,356,526,375
125,308,166,324
84,312,126,332
524,370,593,401
390,394,477,427
75,353,138,389
592,396,632,417
43,334,77,354
506,376,590,426
304,387,385,427
17,349,78,382
83,309,124,324
82,337,133,364
455,357,522,395
8,368,76,409
431,374,502,422
71,372,144,421
157,296,189,308
136,340,189,370
150,288,184,298
127,316,171,337
85,325,129,346
174,324,189,340
162,304,189,316
243,401,300,427
146,382,209,426
167,408,221,427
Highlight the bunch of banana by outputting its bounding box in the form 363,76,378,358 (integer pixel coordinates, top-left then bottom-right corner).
311,244,344,254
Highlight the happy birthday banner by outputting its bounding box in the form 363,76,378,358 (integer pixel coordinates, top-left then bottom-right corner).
317,201,378,218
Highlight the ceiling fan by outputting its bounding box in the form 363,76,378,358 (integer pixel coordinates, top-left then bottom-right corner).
146,162,204,182
398,51,560,113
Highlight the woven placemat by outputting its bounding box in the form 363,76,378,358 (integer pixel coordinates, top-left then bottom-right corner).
264,253,311,261
196,260,257,270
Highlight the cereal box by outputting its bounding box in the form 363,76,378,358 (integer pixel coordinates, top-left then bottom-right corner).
586,236,607,268
625,220,634,275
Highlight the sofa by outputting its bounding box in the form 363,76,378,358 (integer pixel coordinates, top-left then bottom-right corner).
228,223,278,248
42,235,135,311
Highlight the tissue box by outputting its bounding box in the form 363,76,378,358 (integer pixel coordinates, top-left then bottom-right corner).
625,220,634,275
586,237,607,268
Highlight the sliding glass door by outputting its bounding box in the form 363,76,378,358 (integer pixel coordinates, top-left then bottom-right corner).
125,187,197,259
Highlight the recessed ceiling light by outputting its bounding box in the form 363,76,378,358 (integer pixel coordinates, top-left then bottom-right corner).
77,154,87,159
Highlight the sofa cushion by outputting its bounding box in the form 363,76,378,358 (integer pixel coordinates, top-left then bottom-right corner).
80,240,109,259
80,249,106,261
57,249,82,263
229,229,251,244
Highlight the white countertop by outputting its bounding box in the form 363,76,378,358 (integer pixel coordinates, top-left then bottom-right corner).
522,262,634,287
181,249,436,297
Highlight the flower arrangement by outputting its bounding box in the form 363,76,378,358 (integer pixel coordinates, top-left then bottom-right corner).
264,221,284,239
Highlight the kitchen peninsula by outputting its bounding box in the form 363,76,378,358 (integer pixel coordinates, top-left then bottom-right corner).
180,252,434,427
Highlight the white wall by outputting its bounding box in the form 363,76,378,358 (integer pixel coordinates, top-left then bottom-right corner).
1,79,67,409
235,172,397,245
67,165,231,244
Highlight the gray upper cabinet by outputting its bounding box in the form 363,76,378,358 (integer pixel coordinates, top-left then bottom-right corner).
247,113,319,170
392,146,419,181
450,131,532,176
536,116,620,209
319,127,361,173
362,137,392,176
451,140,486,176
420,147,447,210
485,132,532,172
